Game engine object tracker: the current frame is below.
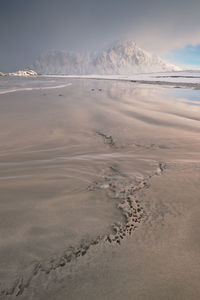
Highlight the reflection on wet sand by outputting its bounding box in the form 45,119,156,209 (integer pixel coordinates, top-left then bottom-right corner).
0,79,200,299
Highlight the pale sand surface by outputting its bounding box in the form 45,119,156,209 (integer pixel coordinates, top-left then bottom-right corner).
0,79,200,299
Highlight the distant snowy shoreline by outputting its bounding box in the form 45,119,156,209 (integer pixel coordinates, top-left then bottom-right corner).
43,71,200,87
0,70,38,77
1,70,200,90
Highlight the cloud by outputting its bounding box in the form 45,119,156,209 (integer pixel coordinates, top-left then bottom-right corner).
133,27,200,55
1,0,200,71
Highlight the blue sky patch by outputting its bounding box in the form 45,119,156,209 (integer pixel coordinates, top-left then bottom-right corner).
165,44,200,68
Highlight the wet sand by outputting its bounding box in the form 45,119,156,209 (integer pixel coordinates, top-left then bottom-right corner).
0,79,200,299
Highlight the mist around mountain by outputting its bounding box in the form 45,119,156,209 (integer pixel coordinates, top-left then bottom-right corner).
33,40,180,75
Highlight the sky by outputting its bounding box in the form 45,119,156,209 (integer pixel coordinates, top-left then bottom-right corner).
1,0,200,72
165,45,200,69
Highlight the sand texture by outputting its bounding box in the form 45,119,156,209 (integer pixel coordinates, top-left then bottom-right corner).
0,78,200,299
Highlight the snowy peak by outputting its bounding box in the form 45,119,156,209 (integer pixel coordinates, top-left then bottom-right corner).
33,41,180,75
93,40,180,74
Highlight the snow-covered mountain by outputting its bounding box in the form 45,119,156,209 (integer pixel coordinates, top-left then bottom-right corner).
33,40,180,75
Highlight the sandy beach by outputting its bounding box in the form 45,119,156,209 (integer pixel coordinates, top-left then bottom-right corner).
0,78,200,299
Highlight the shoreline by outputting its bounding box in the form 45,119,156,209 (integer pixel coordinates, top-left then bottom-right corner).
0,83,72,95
1,73,200,96
42,72,200,89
